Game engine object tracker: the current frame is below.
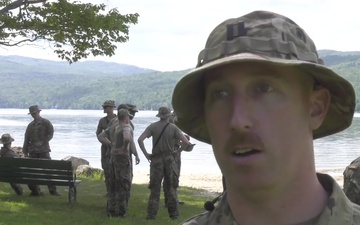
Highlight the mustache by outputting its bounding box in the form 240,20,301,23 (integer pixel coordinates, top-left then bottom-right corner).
224,131,264,151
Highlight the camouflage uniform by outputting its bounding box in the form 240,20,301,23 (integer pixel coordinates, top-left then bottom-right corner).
343,157,360,204
181,174,360,225
96,114,116,195
0,138,23,196
142,119,183,219
23,108,57,195
171,10,357,225
109,103,140,205
103,118,133,217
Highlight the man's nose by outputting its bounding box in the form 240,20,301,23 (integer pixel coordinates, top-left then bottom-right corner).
229,95,253,132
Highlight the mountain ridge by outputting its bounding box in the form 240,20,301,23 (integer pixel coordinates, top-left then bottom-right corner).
0,55,157,76
1,50,360,111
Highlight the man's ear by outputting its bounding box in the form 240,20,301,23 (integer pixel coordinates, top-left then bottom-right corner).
309,86,331,130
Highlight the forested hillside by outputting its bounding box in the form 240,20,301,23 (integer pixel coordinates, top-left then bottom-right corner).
0,50,360,110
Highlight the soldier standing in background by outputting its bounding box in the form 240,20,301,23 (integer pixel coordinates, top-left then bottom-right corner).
164,111,193,207
96,100,117,197
138,106,193,220
98,109,133,217
23,105,59,196
0,133,23,196
126,103,139,122
125,103,140,179
113,104,140,206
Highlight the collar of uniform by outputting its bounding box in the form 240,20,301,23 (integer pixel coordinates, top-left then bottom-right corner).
316,173,355,225
199,173,356,225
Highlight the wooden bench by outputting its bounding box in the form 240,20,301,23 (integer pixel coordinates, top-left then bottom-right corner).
0,157,81,204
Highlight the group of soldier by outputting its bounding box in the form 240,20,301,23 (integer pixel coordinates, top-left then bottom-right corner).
0,101,193,220
96,100,194,219
0,105,59,197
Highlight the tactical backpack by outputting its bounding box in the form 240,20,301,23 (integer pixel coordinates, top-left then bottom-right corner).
343,157,360,205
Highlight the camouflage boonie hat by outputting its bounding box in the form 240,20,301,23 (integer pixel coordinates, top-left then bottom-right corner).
0,133,14,144
126,104,138,112
156,107,172,118
117,104,130,111
102,100,116,108
172,10,355,144
28,105,41,115
117,109,131,118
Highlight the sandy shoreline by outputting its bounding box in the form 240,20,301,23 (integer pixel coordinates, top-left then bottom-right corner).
133,168,345,195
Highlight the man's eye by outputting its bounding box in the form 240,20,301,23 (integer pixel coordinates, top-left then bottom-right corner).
213,90,229,99
256,84,274,93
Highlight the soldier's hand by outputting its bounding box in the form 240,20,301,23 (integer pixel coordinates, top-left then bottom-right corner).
145,153,152,163
184,143,196,152
184,134,190,141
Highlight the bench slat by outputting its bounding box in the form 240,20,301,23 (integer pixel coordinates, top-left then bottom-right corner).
0,157,72,170
0,177,77,186
0,167,73,175
0,172,73,181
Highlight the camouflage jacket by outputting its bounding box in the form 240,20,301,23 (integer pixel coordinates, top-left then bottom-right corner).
104,123,133,155
0,147,19,158
96,115,117,136
23,117,54,154
181,173,360,225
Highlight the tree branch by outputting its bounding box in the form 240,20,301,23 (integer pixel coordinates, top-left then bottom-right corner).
0,0,46,16
0,35,42,46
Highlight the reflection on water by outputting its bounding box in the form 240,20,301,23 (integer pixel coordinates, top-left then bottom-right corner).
314,114,360,170
1,109,360,175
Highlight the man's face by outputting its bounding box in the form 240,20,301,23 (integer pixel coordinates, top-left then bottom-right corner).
121,115,130,124
204,62,328,191
31,111,40,119
129,110,136,119
103,106,113,114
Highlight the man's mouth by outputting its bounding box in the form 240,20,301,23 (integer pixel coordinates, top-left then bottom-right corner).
233,149,261,157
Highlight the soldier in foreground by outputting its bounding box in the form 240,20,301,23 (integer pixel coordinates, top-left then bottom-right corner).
0,133,23,196
23,105,59,196
172,10,359,225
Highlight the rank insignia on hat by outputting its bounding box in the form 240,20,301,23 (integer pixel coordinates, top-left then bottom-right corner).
227,21,246,41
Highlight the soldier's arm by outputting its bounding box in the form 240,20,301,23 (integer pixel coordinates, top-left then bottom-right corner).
97,130,111,147
122,129,131,149
46,120,54,142
22,127,30,157
138,131,151,163
95,119,103,136
177,130,194,153
130,138,140,164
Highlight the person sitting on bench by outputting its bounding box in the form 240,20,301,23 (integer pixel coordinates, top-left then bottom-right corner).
0,133,23,196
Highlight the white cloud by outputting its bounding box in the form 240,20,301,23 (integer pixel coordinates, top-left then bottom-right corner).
1,0,359,71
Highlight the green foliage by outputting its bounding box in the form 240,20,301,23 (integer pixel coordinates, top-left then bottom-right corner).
0,56,190,109
78,170,105,181
0,0,139,63
0,177,216,225
1,50,360,111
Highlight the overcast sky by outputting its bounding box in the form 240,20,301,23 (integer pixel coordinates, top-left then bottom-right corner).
1,0,359,71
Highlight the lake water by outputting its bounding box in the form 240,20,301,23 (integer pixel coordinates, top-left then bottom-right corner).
1,109,360,176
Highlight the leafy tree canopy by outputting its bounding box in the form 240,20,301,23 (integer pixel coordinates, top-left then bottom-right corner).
0,0,139,63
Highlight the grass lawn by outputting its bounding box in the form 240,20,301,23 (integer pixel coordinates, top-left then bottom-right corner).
0,175,219,225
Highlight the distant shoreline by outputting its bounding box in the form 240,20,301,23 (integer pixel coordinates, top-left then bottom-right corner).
132,169,345,194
